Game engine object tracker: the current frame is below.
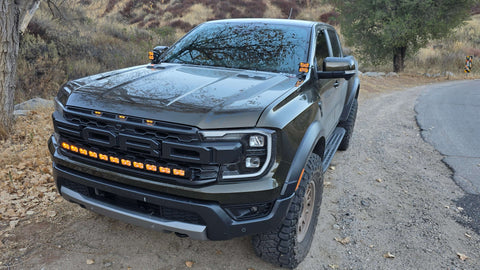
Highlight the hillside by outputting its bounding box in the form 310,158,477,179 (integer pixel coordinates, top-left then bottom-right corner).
81,0,336,30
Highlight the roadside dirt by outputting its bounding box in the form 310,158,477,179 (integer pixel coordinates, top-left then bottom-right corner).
1,75,479,269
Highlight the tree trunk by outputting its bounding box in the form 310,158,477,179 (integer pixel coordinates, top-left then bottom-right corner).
393,46,406,73
0,1,20,138
0,0,40,139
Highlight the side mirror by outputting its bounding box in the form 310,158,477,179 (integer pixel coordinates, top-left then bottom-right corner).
318,56,356,80
149,46,169,64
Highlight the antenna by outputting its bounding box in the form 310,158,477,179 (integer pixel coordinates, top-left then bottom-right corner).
288,8,293,19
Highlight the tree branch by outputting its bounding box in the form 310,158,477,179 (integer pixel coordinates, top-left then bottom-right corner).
19,0,41,32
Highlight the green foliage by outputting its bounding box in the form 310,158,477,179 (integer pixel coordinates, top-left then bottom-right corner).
329,0,471,68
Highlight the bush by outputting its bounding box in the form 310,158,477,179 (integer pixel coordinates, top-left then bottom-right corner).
17,34,65,101
472,3,480,15
320,10,339,25
103,0,118,15
169,20,192,31
243,1,267,18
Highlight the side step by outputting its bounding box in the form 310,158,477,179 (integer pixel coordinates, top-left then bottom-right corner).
322,127,346,172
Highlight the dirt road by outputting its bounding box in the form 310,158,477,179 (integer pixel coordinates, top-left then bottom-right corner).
2,82,479,269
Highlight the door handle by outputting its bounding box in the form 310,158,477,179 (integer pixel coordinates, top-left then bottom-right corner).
333,81,340,88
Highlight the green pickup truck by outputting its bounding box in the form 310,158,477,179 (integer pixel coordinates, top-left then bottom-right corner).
49,18,359,268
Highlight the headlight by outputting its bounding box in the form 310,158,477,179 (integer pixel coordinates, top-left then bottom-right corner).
249,135,265,147
201,129,274,180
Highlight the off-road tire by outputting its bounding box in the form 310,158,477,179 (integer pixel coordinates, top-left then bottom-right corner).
338,98,358,151
252,153,324,269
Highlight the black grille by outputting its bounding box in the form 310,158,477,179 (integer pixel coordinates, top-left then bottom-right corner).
53,108,220,185
61,179,205,225
64,106,200,144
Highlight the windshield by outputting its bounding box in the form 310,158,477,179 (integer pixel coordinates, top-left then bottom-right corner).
162,22,311,74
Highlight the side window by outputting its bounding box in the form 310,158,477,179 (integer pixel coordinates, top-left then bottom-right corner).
327,29,342,57
315,30,330,71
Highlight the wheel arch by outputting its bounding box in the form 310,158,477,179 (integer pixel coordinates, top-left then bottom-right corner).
312,136,325,161
280,121,326,198
340,76,360,121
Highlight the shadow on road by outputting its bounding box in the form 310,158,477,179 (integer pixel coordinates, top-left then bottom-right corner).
455,194,480,235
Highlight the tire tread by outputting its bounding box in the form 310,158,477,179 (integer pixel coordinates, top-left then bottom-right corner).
252,153,323,269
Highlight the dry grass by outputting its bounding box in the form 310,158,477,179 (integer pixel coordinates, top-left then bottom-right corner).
182,4,214,26
263,4,282,18
406,14,480,76
0,126,7,141
296,4,333,21
358,73,468,100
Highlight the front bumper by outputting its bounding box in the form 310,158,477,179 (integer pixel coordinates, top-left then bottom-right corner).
60,185,208,240
49,136,294,240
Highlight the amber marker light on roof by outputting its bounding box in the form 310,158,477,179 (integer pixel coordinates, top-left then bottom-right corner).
99,154,108,161
173,169,185,177
121,159,132,166
88,151,98,158
299,62,309,68
299,62,310,73
79,148,88,155
159,167,171,174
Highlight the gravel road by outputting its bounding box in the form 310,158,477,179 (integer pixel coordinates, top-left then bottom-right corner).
4,83,480,269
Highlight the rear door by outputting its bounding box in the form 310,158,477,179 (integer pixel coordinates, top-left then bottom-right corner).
325,28,349,126
313,27,337,137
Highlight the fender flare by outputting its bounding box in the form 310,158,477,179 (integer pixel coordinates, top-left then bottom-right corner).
339,76,360,121
280,121,324,198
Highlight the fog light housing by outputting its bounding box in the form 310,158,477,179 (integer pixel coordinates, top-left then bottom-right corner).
245,157,261,168
224,202,274,220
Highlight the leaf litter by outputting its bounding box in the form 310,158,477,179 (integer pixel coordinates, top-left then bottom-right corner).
0,108,56,232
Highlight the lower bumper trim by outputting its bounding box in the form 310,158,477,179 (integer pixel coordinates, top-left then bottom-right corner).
61,186,208,240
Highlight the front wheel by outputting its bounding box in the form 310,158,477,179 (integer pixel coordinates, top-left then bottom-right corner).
252,153,324,269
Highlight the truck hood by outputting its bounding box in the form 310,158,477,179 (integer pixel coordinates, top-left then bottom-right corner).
65,64,297,129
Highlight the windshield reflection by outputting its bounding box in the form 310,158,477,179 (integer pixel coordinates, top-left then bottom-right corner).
162,22,310,74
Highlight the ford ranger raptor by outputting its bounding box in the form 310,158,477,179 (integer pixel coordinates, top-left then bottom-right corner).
48,19,359,268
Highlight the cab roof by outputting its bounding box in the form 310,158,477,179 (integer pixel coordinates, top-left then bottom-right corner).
203,18,326,29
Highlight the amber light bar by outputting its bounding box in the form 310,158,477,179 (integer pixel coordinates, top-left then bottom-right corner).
60,142,186,177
